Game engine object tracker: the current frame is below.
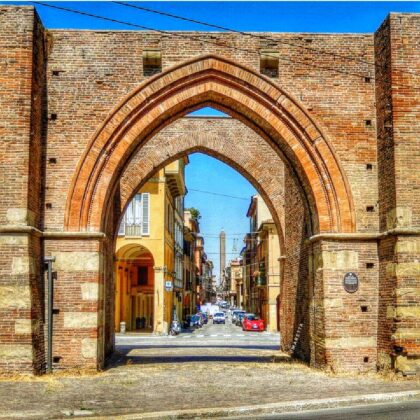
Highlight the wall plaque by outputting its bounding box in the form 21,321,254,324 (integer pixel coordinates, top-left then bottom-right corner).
343,272,359,293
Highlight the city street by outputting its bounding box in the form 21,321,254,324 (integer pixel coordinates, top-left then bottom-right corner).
0,316,418,419
113,318,284,366
115,317,282,365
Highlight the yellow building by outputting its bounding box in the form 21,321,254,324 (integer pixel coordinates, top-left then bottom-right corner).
114,158,188,335
229,259,244,308
244,195,281,332
183,210,199,316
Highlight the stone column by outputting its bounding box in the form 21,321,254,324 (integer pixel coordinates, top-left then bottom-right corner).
43,238,105,371
375,14,420,375
311,239,379,372
0,7,46,374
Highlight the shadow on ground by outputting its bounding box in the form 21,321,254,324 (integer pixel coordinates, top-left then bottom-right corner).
107,343,289,368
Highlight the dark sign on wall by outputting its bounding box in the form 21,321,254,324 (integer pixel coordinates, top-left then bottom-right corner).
343,272,359,293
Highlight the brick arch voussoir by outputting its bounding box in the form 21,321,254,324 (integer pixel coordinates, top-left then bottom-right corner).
65,55,354,234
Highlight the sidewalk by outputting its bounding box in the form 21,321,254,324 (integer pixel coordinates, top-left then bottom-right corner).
86,391,420,419
0,355,419,419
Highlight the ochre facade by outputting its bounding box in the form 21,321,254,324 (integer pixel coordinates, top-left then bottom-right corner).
0,6,419,376
114,159,187,335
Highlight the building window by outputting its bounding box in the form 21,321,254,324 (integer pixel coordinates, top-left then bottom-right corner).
143,49,162,76
137,266,148,286
260,50,279,78
118,193,150,236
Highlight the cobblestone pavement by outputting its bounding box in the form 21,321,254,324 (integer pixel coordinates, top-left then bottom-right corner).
0,320,419,419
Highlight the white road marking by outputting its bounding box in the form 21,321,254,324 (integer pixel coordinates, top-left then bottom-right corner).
197,334,204,338
224,334,231,337
210,334,218,337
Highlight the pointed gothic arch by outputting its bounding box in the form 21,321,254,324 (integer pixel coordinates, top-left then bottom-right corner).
65,55,355,234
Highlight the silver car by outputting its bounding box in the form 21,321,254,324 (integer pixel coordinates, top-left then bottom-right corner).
213,312,226,324
231,310,245,323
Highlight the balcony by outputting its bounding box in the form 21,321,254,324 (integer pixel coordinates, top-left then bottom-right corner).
165,160,186,197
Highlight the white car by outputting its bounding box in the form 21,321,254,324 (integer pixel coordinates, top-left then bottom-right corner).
213,312,226,324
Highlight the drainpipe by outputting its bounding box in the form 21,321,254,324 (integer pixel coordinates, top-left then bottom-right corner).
44,256,55,374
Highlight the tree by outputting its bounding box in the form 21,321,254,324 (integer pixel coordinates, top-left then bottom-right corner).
187,207,201,220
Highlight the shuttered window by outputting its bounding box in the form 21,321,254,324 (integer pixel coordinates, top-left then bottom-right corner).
119,193,150,236
118,215,125,236
141,193,150,235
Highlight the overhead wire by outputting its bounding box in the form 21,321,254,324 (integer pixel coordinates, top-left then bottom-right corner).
188,188,251,201
113,1,420,79
33,1,385,82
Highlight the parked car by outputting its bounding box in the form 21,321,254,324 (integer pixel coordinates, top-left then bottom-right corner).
231,310,245,323
242,314,265,332
197,312,208,324
213,312,226,324
235,312,246,326
190,314,202,328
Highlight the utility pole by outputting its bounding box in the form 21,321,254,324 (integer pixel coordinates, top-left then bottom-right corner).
44,256,55,374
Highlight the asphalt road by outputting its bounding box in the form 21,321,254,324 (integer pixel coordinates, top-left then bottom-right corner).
232,400,420,419
114,316,283,364
116,316,281,347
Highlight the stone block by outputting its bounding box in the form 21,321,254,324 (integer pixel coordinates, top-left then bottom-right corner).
322,250,358,270
11,256,36,275
6,208,35,226
14,319,32,334
395,262,420,277
63,312,97,329
386,305,396,318
0,344,32,360
55,252,100,272
0,286,30,309
395,239,420,254
388,262,420,277
324,298,343,309
325,336,376,349
81,283,99,300
81,338,97,358
386,207,412,230
392,328,420,340
395,307,420,319
0,234,28,246
395,355,420,374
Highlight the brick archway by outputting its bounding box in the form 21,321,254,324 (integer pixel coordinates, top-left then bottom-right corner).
112,116,290,255
65,55,355,235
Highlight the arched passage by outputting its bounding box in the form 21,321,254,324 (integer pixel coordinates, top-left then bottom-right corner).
114,243,155,333
106,115,313,363
113,116,290,256
65,55,355,235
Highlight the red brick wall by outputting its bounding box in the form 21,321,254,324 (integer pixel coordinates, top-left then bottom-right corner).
375,14,420,373
281,167,311,360
0,6,46,374
42,22,379,233
0,6,418,374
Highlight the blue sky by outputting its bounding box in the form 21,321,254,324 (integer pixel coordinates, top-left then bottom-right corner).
5,1,418,280
184,151,255,282
3,2,419,32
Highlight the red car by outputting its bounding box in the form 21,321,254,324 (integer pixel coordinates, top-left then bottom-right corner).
242,314,265,332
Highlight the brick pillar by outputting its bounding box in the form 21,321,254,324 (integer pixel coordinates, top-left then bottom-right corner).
311,240,379,372
0,7,46,374
375,14,420,375
43,239,105,370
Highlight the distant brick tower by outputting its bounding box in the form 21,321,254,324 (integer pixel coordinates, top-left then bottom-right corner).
219,230,226,285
